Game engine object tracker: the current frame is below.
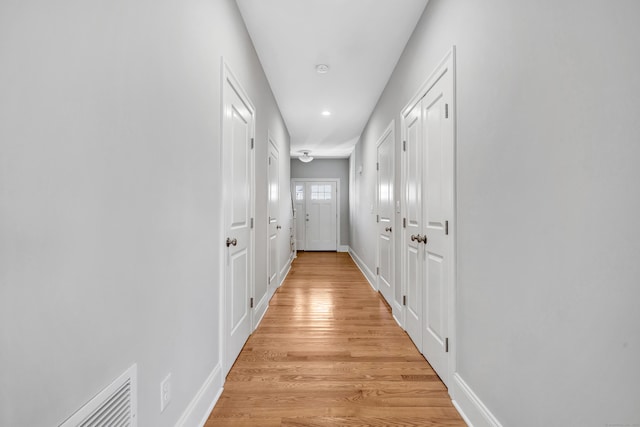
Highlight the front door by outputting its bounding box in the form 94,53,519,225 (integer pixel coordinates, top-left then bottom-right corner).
222,63,254,376
305,182,337,251
377,123,395,306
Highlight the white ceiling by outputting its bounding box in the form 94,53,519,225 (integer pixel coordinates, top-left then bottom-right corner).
236,0,429,159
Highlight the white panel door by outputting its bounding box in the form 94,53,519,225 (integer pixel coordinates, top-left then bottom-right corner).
293,183,305,250
305,182,337,251
222,64,254,376
377,124,395,306
403,103,423,347
421,68,453,386
267,141,279,288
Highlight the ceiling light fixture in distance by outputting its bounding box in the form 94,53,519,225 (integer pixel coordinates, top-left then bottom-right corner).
299,151,314,163
316,64,329,74
321,110,331,116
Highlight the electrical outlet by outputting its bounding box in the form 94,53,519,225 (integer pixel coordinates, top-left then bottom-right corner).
160,373,172,412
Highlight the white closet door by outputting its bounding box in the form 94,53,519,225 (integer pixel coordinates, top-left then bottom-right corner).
421,66,454,387
377,124,395,306
222,64,254,377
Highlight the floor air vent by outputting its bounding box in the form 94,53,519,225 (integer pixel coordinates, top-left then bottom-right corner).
60,364,137,427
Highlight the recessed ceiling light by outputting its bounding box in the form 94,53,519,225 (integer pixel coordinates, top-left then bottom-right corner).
316,64,329,74
322,111,331,116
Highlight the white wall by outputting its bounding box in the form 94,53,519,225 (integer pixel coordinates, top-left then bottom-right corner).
350,1,640,426
0,0,289,426
291,158,350,247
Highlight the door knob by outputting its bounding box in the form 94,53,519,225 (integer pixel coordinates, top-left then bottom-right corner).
385,227,392,232
419,234,428,244
410,234,418,242
276,225,282,230
226,237,237,247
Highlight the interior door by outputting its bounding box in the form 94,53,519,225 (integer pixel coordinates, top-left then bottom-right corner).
421,68,453,386
403,103,423,348
222,64,254,376
377,125,395,305
268,141,279,288
293,183,305,250
305,182,337,251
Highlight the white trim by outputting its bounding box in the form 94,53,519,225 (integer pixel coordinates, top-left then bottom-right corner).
253,292,269,329
278,259,292,286
392,314,402,328
348,248,376,291
337,245,349,252
451,373,503,427
291,178,341,251
175,364,223,427
401,48,455,118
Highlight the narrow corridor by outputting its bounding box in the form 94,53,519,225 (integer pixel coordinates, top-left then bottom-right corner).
206,252,465,426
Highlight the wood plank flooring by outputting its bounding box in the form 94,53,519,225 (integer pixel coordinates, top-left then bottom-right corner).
206,251,466,426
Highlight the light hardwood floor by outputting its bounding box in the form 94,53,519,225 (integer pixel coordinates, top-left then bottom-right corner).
206,251,466,426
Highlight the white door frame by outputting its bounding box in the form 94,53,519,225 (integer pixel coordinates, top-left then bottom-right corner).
220,59,255,377
400,47,457,388
291,178,341,251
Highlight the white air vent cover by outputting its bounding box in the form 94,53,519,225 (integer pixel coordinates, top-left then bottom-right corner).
60,364,137,427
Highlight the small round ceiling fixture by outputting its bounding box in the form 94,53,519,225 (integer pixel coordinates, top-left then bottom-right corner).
321,110,331,116
316,64,329,74
299,151,314,163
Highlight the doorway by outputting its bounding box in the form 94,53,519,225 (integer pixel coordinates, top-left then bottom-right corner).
292,179,339,251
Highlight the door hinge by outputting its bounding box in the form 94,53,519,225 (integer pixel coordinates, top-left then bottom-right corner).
376,215,379,223
445,103,449,119
376,266,379,275
250,297,254,308
376,162,379,171
268,275,271,284
445,337,449,352
250,138,254,149
403,295,407,306
251,218,254,229
403,140,407,151
445,220,449,235
268,157,271,165
403,218,407,228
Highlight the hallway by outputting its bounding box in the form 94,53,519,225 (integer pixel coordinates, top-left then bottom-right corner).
206,252,465,426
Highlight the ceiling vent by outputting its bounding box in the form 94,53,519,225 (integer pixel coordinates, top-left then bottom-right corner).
60,364,137,427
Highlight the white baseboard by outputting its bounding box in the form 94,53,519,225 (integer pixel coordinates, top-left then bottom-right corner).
338,245,349,253
175,363,223,427
278,260,292,287
392,314,402,328
348,249,377,291
253,291,269,329
451,373,503,427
